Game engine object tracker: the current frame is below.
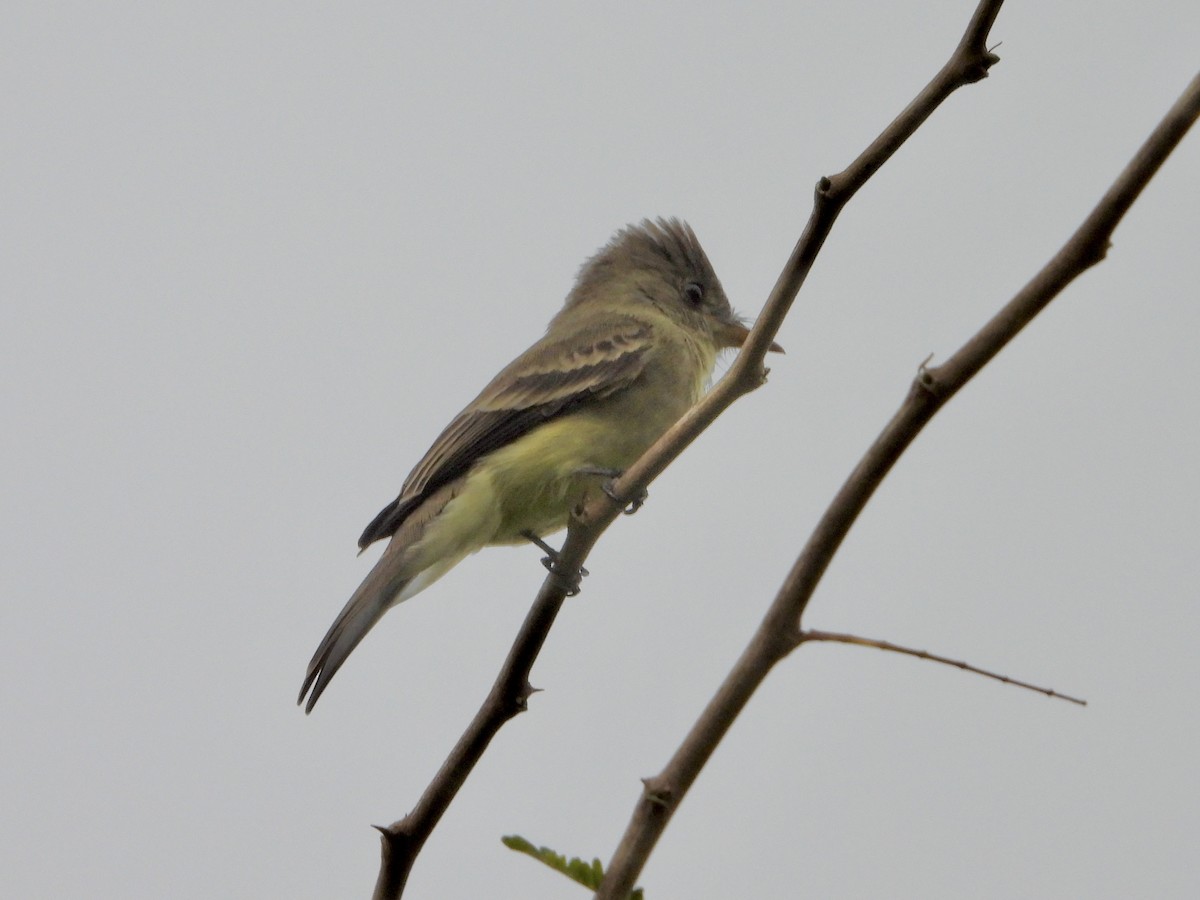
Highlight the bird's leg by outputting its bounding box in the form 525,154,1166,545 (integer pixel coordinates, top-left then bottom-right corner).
575,466,648,515
522,531,575,571
521,530,587,596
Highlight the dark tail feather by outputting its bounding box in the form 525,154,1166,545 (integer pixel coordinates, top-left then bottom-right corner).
298,547,414,714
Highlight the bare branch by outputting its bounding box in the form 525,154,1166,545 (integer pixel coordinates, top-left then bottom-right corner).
372,2,1006,891
800,629,1087,706
594,67,1200,900
369,573,571,899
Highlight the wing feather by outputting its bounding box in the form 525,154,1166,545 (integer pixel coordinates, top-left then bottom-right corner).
357,315,654,549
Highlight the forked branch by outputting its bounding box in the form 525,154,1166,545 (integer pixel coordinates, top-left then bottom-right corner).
594,68,1200,900
371,1,1010,897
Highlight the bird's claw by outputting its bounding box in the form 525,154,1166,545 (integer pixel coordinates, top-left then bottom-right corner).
575,466,648,515
602,478,648,515
539,555,588,580
540,555,585,596
524,530,587,596
549,566,584,597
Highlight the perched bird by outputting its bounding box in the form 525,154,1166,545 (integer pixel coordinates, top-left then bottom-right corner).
299,219,780,712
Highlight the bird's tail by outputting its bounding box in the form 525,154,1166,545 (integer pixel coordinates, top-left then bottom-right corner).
298,542,418,714
299,479,477,713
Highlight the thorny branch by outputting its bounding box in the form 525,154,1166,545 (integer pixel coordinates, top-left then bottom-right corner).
594,64,1200,900
371,1,1009,897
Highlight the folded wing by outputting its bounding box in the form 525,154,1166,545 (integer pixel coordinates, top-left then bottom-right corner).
358,315,655,550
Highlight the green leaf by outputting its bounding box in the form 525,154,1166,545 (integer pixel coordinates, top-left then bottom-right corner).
501,835,646,898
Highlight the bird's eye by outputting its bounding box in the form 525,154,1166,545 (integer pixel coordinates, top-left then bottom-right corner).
683,282,705,307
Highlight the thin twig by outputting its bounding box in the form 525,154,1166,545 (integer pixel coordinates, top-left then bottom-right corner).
800,629,1087,706
594,67,1200,900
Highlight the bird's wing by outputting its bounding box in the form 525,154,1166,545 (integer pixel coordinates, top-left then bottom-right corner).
357,314,655,549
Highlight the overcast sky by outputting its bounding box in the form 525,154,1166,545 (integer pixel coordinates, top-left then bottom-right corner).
3,2,1198,898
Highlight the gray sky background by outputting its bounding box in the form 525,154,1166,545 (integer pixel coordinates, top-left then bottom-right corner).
3,2,1198,898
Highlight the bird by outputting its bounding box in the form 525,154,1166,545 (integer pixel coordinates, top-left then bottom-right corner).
299,218,780,712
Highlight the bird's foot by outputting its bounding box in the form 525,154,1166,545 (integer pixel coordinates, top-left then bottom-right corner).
522,531,587,596
575,466,649,515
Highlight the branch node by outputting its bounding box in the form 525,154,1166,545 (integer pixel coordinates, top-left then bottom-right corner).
913,353,946,399
780,624,804,654
815,174,844,210
372,821,412,849
750,363,771,389
961,50,1000,84
515,680,542,709
1081,235,1112,269
640,776,674,809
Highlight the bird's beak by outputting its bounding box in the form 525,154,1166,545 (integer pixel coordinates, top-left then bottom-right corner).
715,320,785,353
